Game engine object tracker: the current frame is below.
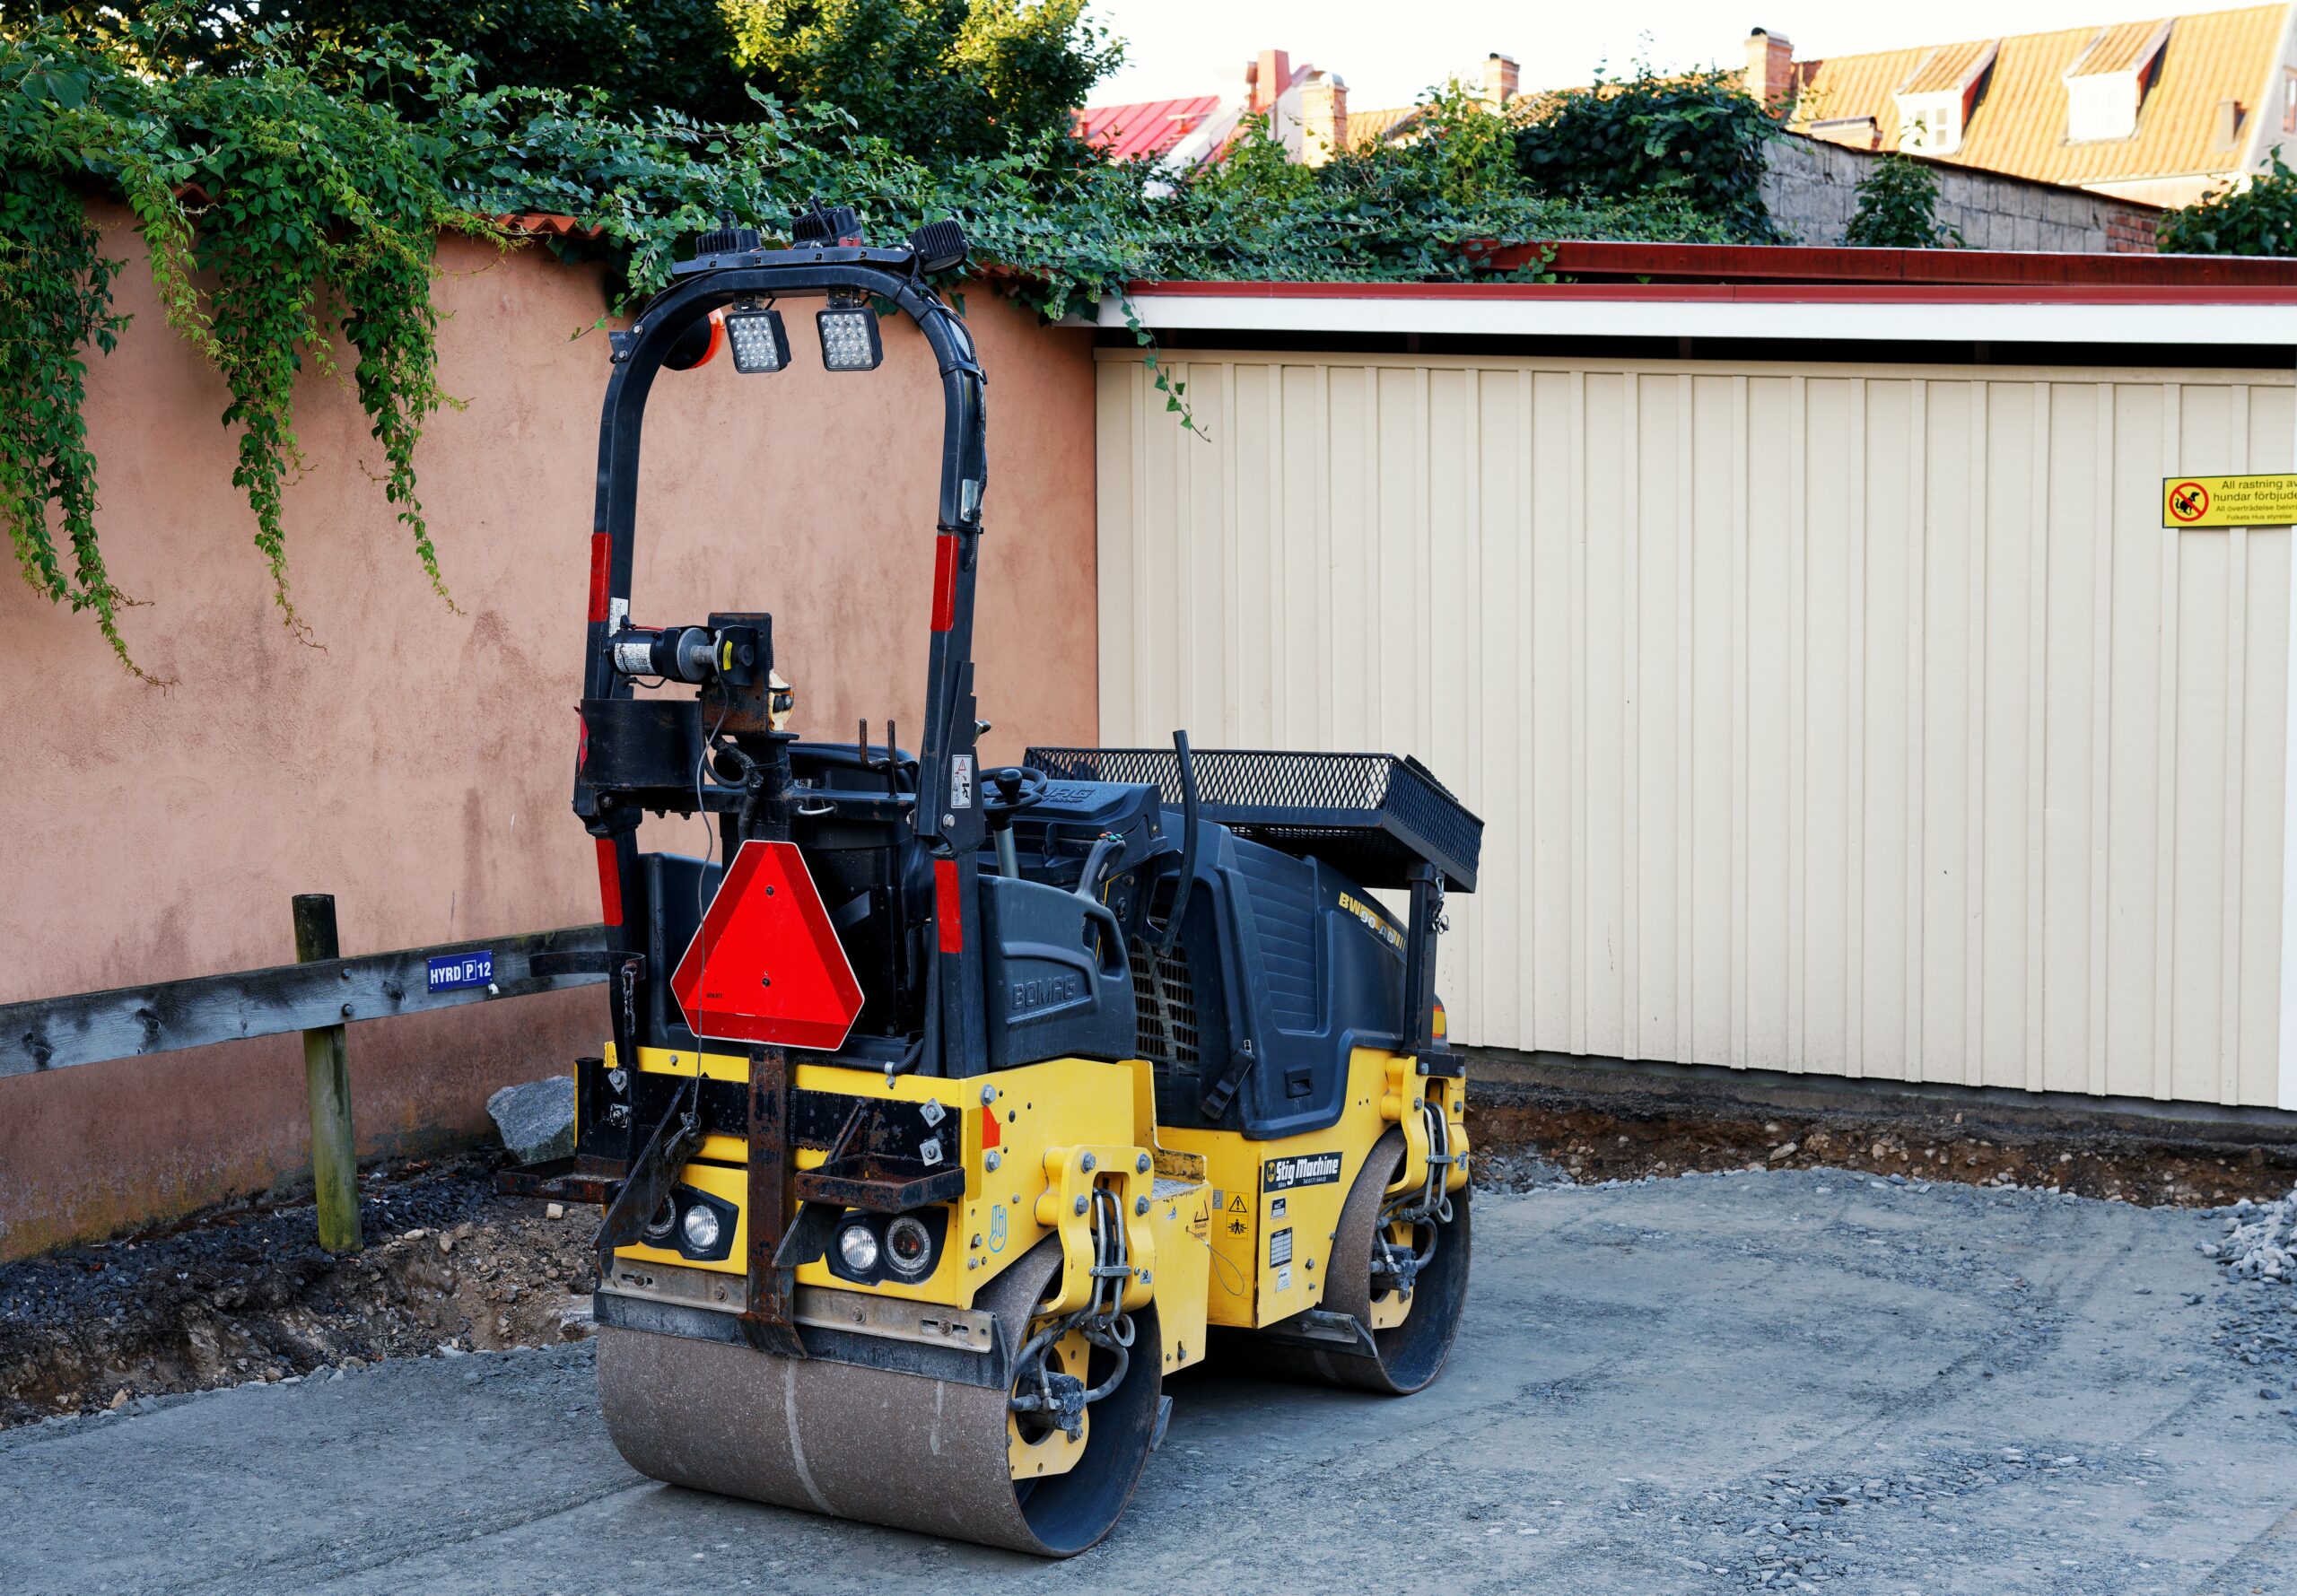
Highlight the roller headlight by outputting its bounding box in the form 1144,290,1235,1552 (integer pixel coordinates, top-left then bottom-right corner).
838,1223,880,1274
679,1203,722,1254
884,1214,933,1278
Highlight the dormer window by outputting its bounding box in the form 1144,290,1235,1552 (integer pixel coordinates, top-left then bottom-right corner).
1893,39,1998,155
1808,115,1882,150
2063,19,2170,143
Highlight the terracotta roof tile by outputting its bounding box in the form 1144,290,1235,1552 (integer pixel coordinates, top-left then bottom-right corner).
1790,5,2288,188
502,213,605,240
2067,18,2172,75
1346,105,1421,147
1903,38,2000,94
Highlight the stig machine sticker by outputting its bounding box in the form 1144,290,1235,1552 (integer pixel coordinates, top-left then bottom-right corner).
1262,1151,1342,1192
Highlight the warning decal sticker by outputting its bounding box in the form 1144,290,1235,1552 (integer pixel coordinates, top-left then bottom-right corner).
2162,474,2297,529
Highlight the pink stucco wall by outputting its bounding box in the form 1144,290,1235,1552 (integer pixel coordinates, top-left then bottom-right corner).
0,205,1099,1258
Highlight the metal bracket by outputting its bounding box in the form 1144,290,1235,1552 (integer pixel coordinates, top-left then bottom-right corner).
593,1074,701,1280
1198,1039,1255,1121
739,1042,806,1357
1257,1306,1378,1357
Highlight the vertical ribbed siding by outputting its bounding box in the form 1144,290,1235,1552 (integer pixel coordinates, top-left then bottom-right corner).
1094,350,2296,1109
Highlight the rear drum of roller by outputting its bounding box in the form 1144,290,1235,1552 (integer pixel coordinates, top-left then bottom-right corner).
596,1239,1162,1557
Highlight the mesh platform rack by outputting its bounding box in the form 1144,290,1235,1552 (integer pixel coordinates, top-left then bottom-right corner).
1023,747,1481,894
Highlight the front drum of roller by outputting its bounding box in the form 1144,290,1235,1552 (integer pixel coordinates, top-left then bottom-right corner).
1245,1125,1472,1394
595,1238,1162,1557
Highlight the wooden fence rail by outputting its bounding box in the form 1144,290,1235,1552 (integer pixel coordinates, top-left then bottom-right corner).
1,922,610,1079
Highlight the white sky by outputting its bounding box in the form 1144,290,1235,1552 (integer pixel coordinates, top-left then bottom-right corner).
1086,0,2204,109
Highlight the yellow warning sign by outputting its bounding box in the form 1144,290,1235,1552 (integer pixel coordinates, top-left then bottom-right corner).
2162,475,2297,528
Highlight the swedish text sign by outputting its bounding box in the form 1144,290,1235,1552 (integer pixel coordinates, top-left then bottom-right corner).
2163,475,2297,528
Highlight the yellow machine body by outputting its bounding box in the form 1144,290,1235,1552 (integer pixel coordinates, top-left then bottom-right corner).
602,1038,1463,1361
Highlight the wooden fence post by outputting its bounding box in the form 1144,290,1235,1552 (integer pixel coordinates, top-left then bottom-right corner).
292,894,362,1254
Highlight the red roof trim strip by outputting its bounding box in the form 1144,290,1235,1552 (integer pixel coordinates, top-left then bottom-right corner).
1126,279,2297,305
1477,240,2293,287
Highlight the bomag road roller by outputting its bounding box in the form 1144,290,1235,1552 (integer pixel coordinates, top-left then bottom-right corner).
500,203,1483,1556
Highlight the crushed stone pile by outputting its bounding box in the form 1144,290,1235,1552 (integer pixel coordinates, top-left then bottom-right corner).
2208,1186,2297,1280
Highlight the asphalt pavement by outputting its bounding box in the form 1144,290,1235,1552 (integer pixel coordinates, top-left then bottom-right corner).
7,1169,2295,1595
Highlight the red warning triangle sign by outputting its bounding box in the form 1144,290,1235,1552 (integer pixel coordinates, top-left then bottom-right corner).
669,840,863,1051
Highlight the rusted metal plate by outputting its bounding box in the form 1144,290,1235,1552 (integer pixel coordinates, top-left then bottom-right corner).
600,1254,743,1314
791,1159,966,1213
493,1155,624,1207
790,1283,995,1355
739,1043,805,1356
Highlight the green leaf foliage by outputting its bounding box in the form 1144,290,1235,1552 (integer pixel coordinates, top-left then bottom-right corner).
1512,65,1784,244
2159,153,2297,256
47,0,1123,161
4,16,462,659
1843,153,1961,249
1,19,1762,669
0,163,133,668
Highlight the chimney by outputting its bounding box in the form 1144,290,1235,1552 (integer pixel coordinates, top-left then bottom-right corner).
1251,48,1292,114
1744,28,1796,116
1482,52,1520,109
1301,71,1349,164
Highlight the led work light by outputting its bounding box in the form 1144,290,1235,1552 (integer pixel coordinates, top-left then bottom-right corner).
724,304,790,374
817,296,883,371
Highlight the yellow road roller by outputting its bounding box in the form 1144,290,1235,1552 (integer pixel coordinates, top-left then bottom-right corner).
502,203,1481,1556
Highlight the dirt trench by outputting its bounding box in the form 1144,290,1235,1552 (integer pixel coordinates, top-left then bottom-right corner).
0,1155,598,1430
6,1074,2295,1429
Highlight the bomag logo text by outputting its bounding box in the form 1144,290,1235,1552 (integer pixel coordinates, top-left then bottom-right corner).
1008,972,1085,1015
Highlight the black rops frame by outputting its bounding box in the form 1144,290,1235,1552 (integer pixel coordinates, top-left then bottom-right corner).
578,240,993,1078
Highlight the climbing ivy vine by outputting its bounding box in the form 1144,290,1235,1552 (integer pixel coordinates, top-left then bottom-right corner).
4,16,464,665
3,16,1741,671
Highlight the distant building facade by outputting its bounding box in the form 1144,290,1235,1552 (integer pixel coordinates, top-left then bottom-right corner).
1749,5,2297,206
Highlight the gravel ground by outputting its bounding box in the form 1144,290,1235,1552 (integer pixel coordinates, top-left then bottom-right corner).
6,1171,2297,1594
7,1074,2291,1430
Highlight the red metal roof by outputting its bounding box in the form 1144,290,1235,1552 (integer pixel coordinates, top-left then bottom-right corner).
1075,95,1224,161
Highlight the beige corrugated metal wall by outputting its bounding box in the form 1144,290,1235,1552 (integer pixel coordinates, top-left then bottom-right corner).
1094,349,2296,1108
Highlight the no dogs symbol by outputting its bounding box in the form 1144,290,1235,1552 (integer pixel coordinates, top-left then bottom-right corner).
2168,481,2211,524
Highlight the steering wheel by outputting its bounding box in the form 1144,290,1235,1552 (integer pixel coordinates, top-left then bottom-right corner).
982,764,1047,825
